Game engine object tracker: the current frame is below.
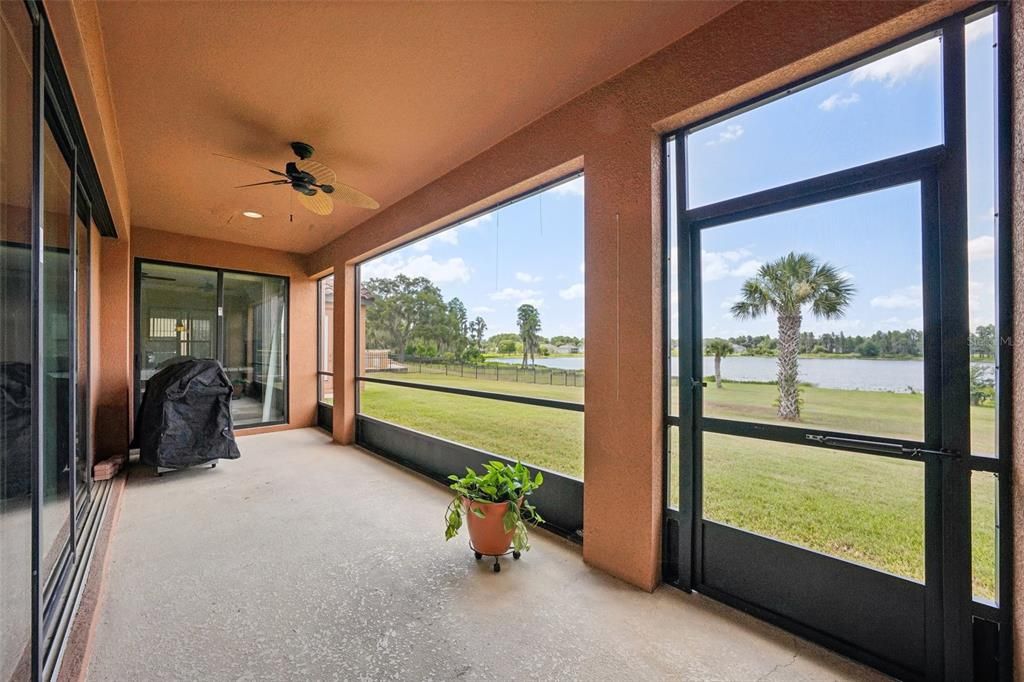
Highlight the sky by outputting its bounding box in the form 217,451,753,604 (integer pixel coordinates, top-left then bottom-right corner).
674,15,997,340
361,14,997,342
360,176,586,338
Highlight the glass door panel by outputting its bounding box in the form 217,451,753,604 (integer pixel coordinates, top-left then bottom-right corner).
137,263,219,407
41,123,73,589
0,0,35,673
222,272,287,426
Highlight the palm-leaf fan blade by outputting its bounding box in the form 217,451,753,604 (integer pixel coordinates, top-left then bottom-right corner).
298,191,334,216
328,182,380,210
213,153,288,177
295,159,337,186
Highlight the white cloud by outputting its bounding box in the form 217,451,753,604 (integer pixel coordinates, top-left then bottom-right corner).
559,283,585,301
966,17,992,46
579,261,585,274
490,287,541,302
701,248,762,282
731,259,763,278
550,176,584,197
519,298,544,309
969,278,995,326
849,39,939,87
719,295,742,310
818,92,861,111
360,253,470,283
840,270,856,281
413,227,460,252
870,285,922,310
515,271,543,284
472,305,494,314
705,124,744,146
411,210,497,252
968,235,995,261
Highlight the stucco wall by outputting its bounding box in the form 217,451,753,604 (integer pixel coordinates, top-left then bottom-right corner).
308,0,976,592
94,236,131,459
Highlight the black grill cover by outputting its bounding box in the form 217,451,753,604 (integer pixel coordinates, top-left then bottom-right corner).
133,359,240,469
0,362,32,498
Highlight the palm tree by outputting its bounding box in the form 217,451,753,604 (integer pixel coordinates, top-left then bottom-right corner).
516,304,541,368
704,339,733,389
731,252,854,421
471,316,487,348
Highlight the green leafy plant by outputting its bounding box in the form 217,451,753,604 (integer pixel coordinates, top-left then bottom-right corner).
444,460,544,552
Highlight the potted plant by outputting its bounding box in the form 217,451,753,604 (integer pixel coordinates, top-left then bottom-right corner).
444,460,544,572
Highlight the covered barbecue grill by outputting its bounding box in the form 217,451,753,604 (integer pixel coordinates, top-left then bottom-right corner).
133,359,241,471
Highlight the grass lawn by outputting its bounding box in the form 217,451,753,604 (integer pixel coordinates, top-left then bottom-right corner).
359,371,998,600
359,378,583,476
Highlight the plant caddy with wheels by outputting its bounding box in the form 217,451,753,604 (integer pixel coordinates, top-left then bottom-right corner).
444,460,544,572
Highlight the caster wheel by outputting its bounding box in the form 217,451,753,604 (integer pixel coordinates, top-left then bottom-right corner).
211,462,217,469
493,562,501,573
474,552,482,560
513,551,521,560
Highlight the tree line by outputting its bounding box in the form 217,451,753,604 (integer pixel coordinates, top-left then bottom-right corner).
716,323,995,360
364,275,487,362
363,275,582,366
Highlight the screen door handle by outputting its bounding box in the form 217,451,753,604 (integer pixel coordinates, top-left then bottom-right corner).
805,434,957,460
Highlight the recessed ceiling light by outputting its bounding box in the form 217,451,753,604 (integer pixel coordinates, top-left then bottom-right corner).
242,211,263,219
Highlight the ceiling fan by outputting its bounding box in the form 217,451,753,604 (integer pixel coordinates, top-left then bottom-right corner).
215,141,379,217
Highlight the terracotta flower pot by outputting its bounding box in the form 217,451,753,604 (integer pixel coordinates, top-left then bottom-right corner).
464,497,520,556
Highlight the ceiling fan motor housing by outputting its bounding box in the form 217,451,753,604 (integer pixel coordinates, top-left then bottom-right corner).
285,161,318,195
290,141,315,160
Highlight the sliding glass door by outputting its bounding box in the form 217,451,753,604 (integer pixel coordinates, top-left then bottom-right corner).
136,261,288,429
1,1,36,675
316,274,334,430
3,0,112,676
223,272,287,426
40,118,74,600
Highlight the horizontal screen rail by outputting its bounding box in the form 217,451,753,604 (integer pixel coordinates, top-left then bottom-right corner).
356,375,584,412
685,145,944,229
701,417,948,463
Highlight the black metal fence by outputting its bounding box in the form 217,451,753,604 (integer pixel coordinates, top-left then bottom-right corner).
364,355,585,389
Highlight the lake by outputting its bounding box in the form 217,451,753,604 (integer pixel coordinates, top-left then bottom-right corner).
491,356,996,393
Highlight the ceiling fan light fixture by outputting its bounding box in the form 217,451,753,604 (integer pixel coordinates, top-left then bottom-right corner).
242,210,263,219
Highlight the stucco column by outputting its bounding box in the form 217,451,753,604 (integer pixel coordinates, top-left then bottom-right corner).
582,132,664,591
331,258,358,444
1010,0,1023,674
95,236,132,458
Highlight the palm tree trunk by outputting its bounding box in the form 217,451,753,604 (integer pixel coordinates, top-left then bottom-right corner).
776,314,801,420
714,354,722,389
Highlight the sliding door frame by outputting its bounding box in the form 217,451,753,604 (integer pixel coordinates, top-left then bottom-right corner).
316,273,334,431
17,0,118,676
133,258,291,430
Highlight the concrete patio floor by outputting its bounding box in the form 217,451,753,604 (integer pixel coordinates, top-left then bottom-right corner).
86,428,887,681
